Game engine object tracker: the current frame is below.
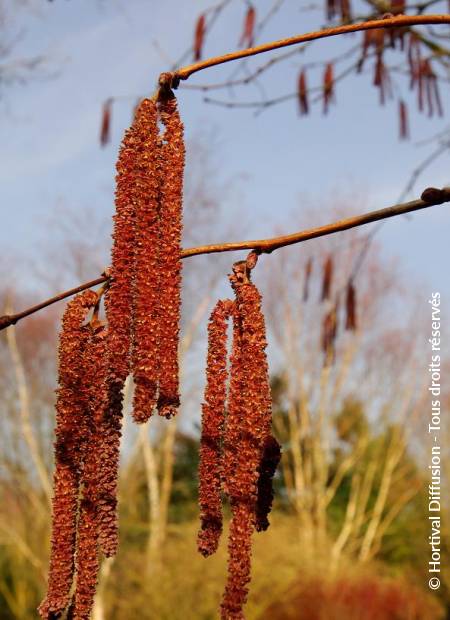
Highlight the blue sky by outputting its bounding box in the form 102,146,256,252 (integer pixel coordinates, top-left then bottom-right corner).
1,0,449,301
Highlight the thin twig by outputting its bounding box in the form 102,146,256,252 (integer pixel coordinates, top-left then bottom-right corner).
1,186,448,332
0,276,107,330
170,15,450,83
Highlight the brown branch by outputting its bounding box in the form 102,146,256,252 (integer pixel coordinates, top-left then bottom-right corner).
170,15,450,84
1,186,448,332
0,276,108,331
183,186,450,256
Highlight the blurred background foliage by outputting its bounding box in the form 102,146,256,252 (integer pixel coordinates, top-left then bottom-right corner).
1,232,449,618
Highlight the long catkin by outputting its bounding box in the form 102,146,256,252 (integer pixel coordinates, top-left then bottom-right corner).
221,301,251,620
106,118,139,386
69,325,108,619
102,99,145,550
156,95,185,419
221,268,278,620
38,290,97,620
198,298,234,557
132,98,163,423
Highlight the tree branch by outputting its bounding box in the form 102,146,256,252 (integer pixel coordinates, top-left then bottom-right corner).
168,14,450,84
0,186,448,332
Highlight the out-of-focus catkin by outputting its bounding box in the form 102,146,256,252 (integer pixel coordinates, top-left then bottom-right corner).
38,290,97,620
321,255,334,301
345,280,357,331
194,14,206,61
156,95,185,419
255,435,281,532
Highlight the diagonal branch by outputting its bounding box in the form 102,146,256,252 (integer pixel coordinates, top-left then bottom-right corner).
0,185,449,331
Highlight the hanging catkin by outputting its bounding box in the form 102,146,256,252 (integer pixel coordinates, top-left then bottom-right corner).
38,290,97,620
298,69,309,115
197,257,280,619
399,100,409,140
198,298,234,557
345,280,357,331
194,13,206,61
102,110,139,551
41,87,186,619
222,258,279,620
303,256,313,302
69,324,107,619
323,63,335,114
321,255,333,301
100,99,113,147
106,115,139,387
132,98,163,423
156,94,185,419
95,377,124,558
221,281,253,620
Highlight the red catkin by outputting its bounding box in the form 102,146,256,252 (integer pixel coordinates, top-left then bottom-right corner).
132,98,162,423
96,376,124,557
298,69,309,115
156,94,185,419
323,63,335,114
69,325,107,619
345,280,357,331
321,255,333,301
340,0,351,22
101,95,142,551
418,59,443,118
100,99,112,147
106,114,140,387
239,6,256,48
399,100,409,140
303,257,313,302
221,261,276,619
373,54,391,106
358,28,384,72
322,300,339,363
38,290,97,620
69,498,99,620
194,14,206,61
221,502,254,620
326,0,338,21
198,299,234,557
408,33,421,92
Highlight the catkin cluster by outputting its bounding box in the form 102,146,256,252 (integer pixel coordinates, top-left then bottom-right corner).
107,92,185,423
198,257,281,620
40,87,185,619
39,291,103,619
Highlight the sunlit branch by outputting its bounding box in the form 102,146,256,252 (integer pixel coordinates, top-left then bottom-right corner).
1,186,448,332
167,14,450,85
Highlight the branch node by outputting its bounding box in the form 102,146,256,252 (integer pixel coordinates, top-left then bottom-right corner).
157,72,180,101
421,186,447,204
0,315,16,330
